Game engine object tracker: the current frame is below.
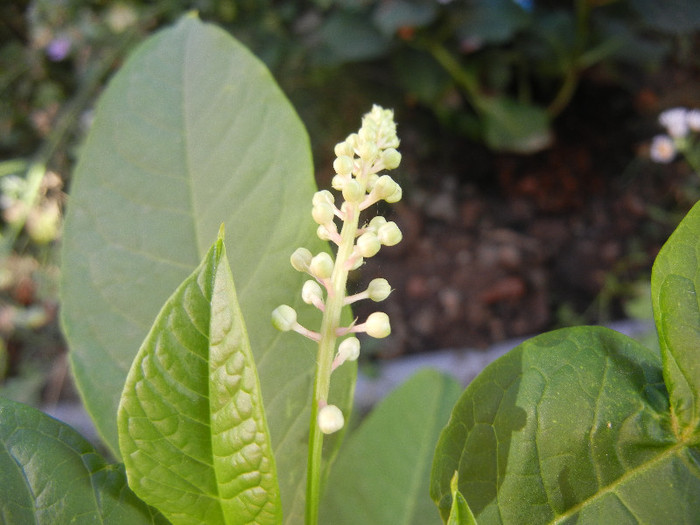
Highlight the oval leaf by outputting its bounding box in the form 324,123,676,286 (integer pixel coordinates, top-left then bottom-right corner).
118,235,281,524
651,200,700,433
321,369,461,525
431,326,700,524
0,397,166,524
60,15,354,521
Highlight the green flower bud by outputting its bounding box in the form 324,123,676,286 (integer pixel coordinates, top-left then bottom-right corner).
356,232,381,258
309,252,334,279
365,312,391,338
333,155,354,176
318,404,344,434
338,337,361,362
367,278,392,301
378,221,402,246
272,305,297,331
349,255,364,271
382,148,402,170
302,280,324,305
312,190,335,206
312,202,335,225
366,173,379,190
290,247,313,272
342,179,365,203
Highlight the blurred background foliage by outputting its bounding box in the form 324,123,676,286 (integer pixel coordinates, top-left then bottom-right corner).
1,0,699,404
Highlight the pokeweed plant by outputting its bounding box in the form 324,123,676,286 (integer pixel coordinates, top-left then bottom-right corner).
0,13,699,525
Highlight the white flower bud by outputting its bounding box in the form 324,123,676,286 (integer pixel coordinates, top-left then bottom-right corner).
309,252,334,279
271,305,297,332
302,280,324,305
334,141,354,157
342,179,365,202
385,184,402,204
356,232,381,258
312,190,335,206
687,109,700,132
349,255,364,271
338,337,361,362
382,148,402,170
373,175,399,200
358,142,379,161
367,216,387,232
312,202,335,225
365,312,391,338
333,155,354,176
650,135,676,164
366,173,379,191
377,221,402,246
345,133,359,150
331,174,346,191
290,247,313,272
367,278,392,301
318,404,344,434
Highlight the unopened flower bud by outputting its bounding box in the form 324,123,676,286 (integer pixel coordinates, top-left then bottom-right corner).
333,155,354,176
312,202,335,225
356,232,381,258
382,148,402,170
385,184,402,203
358,142,379,161
309,252,334,279
367,278,392,301
318,404,344,434
338,337,361,362
365,312,391,338
377,221,402,246
345,133,359,150
342,179,365,202
302,280,324,305
272,305,297,332
290,247,313,272
349,255,364,271
367,216,387,232
312,190,335,206
334,141,354,157
331,175,346,191
373,175,399,200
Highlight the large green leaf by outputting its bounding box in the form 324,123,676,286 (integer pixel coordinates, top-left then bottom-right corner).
118,234,280,525
321,369,461,525
651,200,700,435
60,14,354,522
431,326,700,524
0,397,166,524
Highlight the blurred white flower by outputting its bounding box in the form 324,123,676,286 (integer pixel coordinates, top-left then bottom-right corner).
659,107,689,138
650,135,676,163
687,109,700,132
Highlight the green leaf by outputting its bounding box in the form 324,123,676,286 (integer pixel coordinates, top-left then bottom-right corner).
118,234,281,525
321,369,461,525
476,96,552,153
447,473,478,525
431,326,700,524
651,200,700,434
372,0,438,37
0,397,166,524
60,15,354,522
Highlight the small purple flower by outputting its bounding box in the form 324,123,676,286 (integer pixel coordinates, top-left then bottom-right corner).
46,36,72,61
650,135,676,164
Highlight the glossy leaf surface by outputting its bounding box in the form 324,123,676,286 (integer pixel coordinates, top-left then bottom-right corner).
60,15,354,521
321,369,461,525
0,397,166,524
118,235,280,525
431,326,700,524
651,200,700,434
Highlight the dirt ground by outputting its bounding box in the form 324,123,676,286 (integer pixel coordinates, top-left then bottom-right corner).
351,68,700,358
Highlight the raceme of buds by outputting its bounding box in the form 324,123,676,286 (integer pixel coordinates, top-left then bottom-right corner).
273,105,403,437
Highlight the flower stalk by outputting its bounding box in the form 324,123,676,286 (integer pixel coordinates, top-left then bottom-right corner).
271,105,403,524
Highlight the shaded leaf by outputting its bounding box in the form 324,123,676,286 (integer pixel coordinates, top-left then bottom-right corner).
651,200,700,434
321,369,461,525
60,15,354,522
476,96,552,153
118,235,280,525
0,397,166,525
431,326,700,524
